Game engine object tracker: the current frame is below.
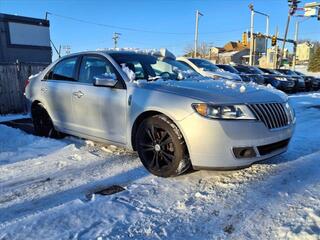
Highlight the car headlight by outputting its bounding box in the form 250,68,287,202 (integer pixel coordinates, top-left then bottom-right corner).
285,102,295,123
192,103,256,120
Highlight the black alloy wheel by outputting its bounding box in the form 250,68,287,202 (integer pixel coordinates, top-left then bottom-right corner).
136,115,190,177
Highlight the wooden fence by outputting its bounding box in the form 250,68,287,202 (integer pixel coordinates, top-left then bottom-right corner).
0,62,48,115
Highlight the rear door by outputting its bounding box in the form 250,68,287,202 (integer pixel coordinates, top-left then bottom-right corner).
71,54,127,144
41,57,79,131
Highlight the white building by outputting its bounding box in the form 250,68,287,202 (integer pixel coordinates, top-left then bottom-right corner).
296,42,315,63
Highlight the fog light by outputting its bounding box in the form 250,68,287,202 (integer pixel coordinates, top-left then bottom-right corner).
233,147,256,159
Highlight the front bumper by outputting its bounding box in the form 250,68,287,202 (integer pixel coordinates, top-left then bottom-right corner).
275,81,295,92
178,113,295,169
294,79,305,91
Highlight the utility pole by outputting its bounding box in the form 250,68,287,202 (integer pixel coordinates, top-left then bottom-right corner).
248,4,270,65
292,21,299,70
266,15,270,51
63,45,71,55
279,14,291,68
274,27,279,69
249,4,255,66
194,10,203,58
45,11,50,20
112,32,121,49
279,0,301,68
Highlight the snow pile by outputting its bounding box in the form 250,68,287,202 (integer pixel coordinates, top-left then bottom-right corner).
0,125,66,165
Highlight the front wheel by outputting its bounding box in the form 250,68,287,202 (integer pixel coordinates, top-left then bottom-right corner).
136,115,190,177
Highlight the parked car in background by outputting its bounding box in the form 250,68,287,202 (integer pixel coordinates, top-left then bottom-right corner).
233,65,265,85
216,64,250,82
294,70,320,91
177,57,242,81
276,69,307,91
25,49,295,177
258,67,295,93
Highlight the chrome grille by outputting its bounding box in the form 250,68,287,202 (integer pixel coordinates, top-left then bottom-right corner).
248,103,291,129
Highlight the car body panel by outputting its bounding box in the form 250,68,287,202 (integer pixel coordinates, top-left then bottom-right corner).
25,50,295,170
177,57,242,81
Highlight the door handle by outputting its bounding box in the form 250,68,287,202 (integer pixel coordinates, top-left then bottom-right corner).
73,91,84,98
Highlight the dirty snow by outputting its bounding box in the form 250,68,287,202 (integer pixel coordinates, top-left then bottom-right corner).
0,93,320,240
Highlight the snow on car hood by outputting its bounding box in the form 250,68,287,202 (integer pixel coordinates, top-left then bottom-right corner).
135,78,288,104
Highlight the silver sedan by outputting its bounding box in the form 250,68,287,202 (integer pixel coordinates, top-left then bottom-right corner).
25,49,295,177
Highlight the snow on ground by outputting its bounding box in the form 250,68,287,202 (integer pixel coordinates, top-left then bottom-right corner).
0,93,320,240
295,65,320,78
0,113,29,123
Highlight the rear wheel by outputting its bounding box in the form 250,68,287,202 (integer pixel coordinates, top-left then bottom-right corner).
32,104,63,138
136,115,190,177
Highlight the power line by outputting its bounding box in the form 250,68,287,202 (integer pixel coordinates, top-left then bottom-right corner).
47,12,247,36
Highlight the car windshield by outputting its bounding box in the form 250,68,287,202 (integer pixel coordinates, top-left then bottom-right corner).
294,71,305,76
110,52,200,81
277,69,298,76
259,68,280,75
217,65,239,74
268,69,282,75
189,59,220,72
250,66,265,74
234,65,262,74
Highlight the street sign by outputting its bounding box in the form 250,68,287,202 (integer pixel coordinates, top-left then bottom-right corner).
304,7,317,16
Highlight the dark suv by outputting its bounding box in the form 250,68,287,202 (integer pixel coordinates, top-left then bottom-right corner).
258,68,295,93
233,65,265,85
294,71,320,91
276,69,306,92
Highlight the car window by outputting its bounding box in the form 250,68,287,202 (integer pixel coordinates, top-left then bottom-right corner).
178,61,193,69
123,61,146,80
189,59,220,72
234,66,251,74
50,57,77,81
217,65,239,74
79,56,117,84
110,53,199,81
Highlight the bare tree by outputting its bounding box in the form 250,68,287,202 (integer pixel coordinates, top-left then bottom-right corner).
197,42,211,58
183,44,194,57
183,42,211,58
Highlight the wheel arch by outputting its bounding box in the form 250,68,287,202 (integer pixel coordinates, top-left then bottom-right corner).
131,110,190,157
31,100,44,116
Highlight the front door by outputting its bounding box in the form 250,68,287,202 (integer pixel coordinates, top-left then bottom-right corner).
71,55,127,144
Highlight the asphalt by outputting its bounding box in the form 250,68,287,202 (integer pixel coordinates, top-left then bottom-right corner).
1,118,35,134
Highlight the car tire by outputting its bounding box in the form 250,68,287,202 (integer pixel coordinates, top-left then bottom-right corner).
136,114,190,177
32,104,64,138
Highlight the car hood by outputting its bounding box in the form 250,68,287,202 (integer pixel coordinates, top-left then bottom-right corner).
134,79,287,104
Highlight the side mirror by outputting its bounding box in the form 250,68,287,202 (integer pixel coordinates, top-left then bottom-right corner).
93,73,118,87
